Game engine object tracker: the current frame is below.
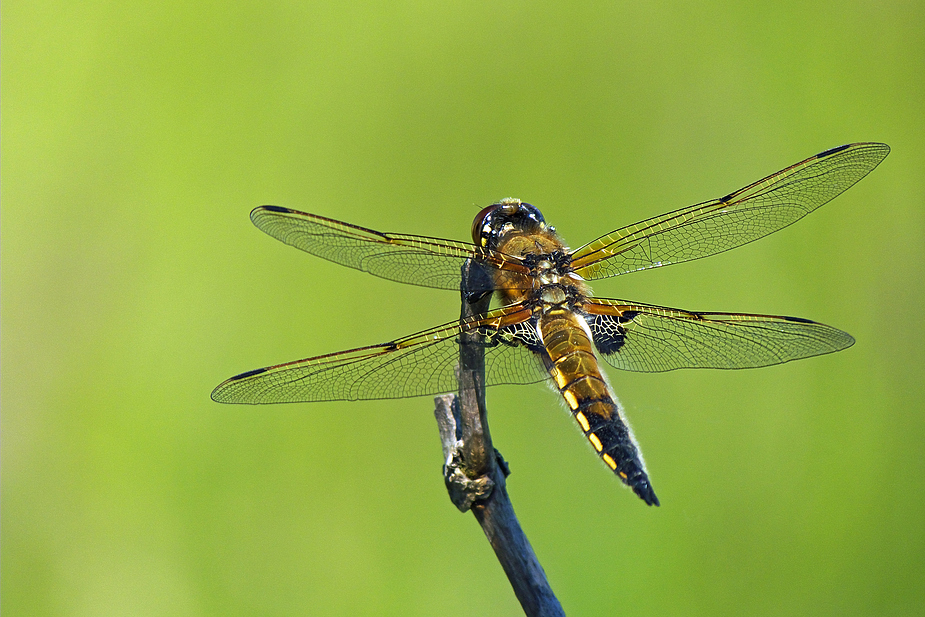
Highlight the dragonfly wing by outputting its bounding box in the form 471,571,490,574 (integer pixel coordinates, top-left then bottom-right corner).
570,143,889,279
582,298,854,372
211,305,548,404
250,206,526,291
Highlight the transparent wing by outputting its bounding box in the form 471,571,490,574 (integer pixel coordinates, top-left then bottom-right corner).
250,206,527,291
582,298,854,372
570,143,889,279
211,304,548,404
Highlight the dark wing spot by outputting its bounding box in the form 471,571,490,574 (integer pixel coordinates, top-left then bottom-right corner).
782,315,816,324
817,144,851,158
495,318,544,353
229,367,268,381
617,310,638,324
595,329,626,354
260,205,292,213
586,314,629,355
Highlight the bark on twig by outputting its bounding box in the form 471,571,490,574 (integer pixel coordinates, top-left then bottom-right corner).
433,260,565,617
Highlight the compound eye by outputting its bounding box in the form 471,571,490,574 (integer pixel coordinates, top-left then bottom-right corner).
471,204,500,244
520,202,545,226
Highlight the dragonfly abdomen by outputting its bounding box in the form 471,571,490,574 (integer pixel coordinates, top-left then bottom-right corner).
540,311,660,506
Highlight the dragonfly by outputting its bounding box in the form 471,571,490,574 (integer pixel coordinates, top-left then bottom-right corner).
212,142,889,506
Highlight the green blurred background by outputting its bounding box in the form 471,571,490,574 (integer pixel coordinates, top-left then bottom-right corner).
3,2,923,615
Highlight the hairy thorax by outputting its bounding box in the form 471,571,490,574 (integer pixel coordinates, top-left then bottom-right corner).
493,229,592,310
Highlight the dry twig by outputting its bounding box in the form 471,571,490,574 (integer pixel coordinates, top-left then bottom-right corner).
433,261,565,617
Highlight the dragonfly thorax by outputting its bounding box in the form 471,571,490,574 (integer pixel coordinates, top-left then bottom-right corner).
530,283,587,316
539,285,568,305
535,259,559,286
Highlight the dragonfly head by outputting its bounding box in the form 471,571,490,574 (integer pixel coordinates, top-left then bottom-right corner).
472,198,547,249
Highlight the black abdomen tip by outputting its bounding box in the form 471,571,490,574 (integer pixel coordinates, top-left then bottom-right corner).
635,481,660,507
